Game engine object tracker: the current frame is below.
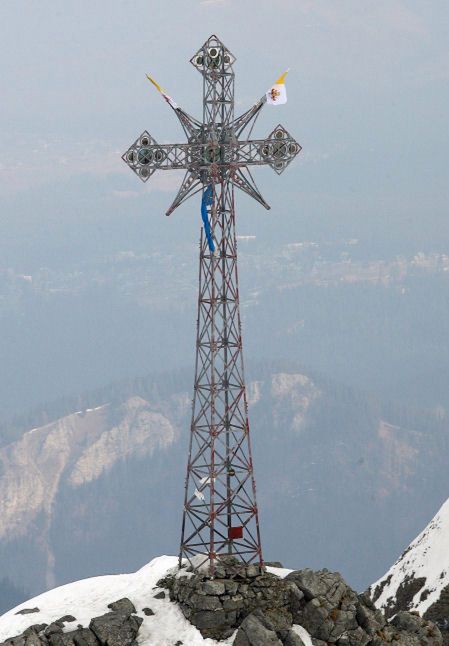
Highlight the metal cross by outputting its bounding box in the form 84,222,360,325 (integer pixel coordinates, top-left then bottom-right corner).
122,34,301,576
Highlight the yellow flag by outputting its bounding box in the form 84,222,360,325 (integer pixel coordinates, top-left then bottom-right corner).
146,74,163,93
146,74,178,109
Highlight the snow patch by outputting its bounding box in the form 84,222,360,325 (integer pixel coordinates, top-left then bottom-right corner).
292,624,313,646
0,557,235,646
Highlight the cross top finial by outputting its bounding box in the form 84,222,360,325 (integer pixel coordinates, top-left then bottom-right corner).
190,35,236,76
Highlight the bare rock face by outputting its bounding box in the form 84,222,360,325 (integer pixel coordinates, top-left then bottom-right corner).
0,397,178,591
234,610,283,645
368,496,449,645
159,562,443,645
285,568,442,646
423,584,449,646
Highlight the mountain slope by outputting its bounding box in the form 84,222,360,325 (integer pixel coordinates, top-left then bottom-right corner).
370,496,449,639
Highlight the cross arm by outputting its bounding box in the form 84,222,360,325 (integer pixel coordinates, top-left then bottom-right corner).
122,131,193,182
236,124,302,175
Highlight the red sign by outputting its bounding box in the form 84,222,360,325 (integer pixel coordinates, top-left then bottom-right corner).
228,526,243,539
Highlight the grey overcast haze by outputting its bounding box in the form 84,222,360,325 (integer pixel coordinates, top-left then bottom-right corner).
1,0,449,603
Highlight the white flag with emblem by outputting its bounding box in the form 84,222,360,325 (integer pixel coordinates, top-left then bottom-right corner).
266,69,289,105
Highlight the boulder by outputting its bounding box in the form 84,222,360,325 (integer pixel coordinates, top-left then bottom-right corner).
203,580,226,596
71,629,99,646
106,600,136,617
22,626,47,637
282,629,306,646
44,624,63,637
233,613,282,646
89,611,142,646
55,617,76,626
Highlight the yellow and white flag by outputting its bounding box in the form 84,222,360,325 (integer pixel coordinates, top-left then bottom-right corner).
146,74,178,110
266,69,289,105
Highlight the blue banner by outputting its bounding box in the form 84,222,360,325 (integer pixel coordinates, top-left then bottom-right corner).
201,185,215,253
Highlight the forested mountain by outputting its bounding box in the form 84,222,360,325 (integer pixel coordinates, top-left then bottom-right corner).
1,361,448,601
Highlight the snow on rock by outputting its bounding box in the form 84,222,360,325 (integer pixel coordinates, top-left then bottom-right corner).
370,496,449,617
0,556,311,646
292,625,313,646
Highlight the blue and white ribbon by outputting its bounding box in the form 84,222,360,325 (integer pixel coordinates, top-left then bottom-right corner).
201,185,215,253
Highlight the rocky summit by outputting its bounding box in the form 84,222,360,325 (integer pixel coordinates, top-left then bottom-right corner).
159,558,442,645
0,556,443,646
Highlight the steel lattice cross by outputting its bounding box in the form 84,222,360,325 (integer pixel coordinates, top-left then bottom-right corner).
123,35,301,576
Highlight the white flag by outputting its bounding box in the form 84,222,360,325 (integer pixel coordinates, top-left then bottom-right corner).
266,69,289,105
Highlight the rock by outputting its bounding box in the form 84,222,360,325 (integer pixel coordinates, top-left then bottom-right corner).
106,600,136,617
355,598,386,635
289,569,357,609
300,598,332,642
336,626,370,645
48,633,76,646
190,594,222,611
245,566,261,579
89,611,143,646
190,610,227,638
282,629,306,646
233,613,282,645
286,568,382,643
47,629,99,646
424,582,449,642
203,580,225,596
56,616,76,625
233,630,251,646
264,562,284,569
391,610,424,634
23,626,47,636
141,608,154,616
153,591,166,600
263,607,292,632
224,580,239,595
286,570,331,602
71,629,100,646
23,635,41,646
45,624,63,637
15,609,40,616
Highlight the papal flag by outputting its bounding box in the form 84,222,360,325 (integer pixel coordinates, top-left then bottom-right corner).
266,69,289,105
146,74,178,110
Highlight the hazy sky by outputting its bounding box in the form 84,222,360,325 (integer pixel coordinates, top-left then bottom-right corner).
0,1,448,242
